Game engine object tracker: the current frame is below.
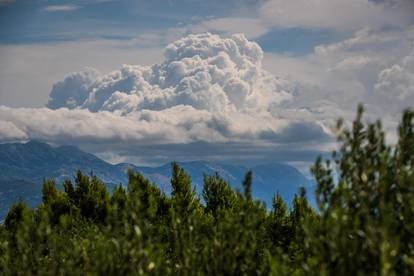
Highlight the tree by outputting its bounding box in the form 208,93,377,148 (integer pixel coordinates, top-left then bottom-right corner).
71,171,110,223
267,193,290,252
308,106,414,275
202,172,238,217
242,170,253,201
4,202,31,233
170,162,198,216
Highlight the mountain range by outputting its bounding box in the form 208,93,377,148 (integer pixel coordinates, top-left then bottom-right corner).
0,141,314,220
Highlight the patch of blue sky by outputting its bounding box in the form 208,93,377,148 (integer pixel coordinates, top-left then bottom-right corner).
0,0,268,44
257,28,348,56
0,1,180,43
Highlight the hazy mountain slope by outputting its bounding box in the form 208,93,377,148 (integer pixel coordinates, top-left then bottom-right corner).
0,140,127,185
0,141,313,220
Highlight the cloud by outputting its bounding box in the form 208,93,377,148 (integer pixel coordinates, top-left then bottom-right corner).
375,49,414,111
263,25,414,143
0,33,332,165
7,26,411,161
48,68,101,109
0,106,192,144
259,0,412,30
42,5,80,12
314,27,414,114
259,121,331,143
0,104,328,146
314,28,411,57
0,120,27,142
47,33,291,113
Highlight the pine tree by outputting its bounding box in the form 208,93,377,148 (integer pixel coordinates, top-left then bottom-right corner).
242,170,253,201
202,172,238,217
170,162,197,215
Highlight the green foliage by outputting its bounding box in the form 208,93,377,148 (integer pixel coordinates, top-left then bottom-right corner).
1,106,414,275
308,106,414,275
202,172,239,217
4,201,31,233
171,161,199,216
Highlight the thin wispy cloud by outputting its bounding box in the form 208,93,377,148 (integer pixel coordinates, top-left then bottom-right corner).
42,5,79,12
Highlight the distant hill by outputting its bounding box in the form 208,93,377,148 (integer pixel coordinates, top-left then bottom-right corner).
0,141,313,220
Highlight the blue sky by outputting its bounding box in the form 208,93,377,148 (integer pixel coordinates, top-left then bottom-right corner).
0,1,249,41
0,0,342,51
0,0,413,171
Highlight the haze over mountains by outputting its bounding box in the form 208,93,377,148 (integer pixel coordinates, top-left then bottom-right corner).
0,140,313,220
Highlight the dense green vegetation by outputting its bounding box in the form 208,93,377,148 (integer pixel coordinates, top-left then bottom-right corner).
2,105,414,275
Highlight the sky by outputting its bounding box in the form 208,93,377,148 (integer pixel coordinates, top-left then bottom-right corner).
0,0,413,173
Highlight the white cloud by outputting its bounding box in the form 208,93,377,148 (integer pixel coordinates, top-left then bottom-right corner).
0,33,332,164
0,105,322,145
263,25,414,144
48,68,101,109
5,27,411,163
48,33,291,114
0,106,193,144
0,120,27,142
42,5,80,12
314,28,413,58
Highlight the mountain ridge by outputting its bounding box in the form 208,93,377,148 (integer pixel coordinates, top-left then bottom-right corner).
0,140,313,220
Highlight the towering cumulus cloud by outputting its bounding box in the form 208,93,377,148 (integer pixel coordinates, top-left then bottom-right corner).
48,33,291,113
0,33,330,163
